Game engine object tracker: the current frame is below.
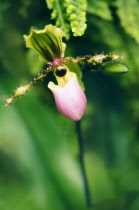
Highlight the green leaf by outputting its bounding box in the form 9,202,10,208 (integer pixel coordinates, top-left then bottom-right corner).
24,25,66,63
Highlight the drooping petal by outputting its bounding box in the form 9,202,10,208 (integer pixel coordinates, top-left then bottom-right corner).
48,73,87,121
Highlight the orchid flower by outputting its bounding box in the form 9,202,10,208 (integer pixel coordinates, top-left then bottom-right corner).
5,25,128,121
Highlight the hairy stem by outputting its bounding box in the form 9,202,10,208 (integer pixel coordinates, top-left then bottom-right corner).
76,120,92,207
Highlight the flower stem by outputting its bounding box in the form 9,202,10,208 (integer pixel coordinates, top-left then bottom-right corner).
76,120,92,208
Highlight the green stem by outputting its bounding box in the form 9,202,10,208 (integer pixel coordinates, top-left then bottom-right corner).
76,120,92,208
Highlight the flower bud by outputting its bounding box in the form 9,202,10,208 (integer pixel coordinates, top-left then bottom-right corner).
48,71,87,121
102,61,129,75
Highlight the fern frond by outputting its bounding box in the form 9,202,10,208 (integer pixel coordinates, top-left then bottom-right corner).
46,0,87,38
87,0,112,21
64,0,87,36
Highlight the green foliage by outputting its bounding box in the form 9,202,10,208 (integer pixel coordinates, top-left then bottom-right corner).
87,0,112,20
26,49,45,75
46,0,87,38
116,0,139,44
1,78,86,210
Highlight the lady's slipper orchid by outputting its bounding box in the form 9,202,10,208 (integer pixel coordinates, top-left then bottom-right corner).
5,24,126,121
48,67,87,121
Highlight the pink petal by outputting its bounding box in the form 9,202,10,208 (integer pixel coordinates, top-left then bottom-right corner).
48,75,87,121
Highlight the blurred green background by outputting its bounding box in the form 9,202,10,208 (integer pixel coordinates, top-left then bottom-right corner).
0,0,139,209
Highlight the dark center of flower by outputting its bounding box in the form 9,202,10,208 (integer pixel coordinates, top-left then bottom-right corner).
55,66,67,77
